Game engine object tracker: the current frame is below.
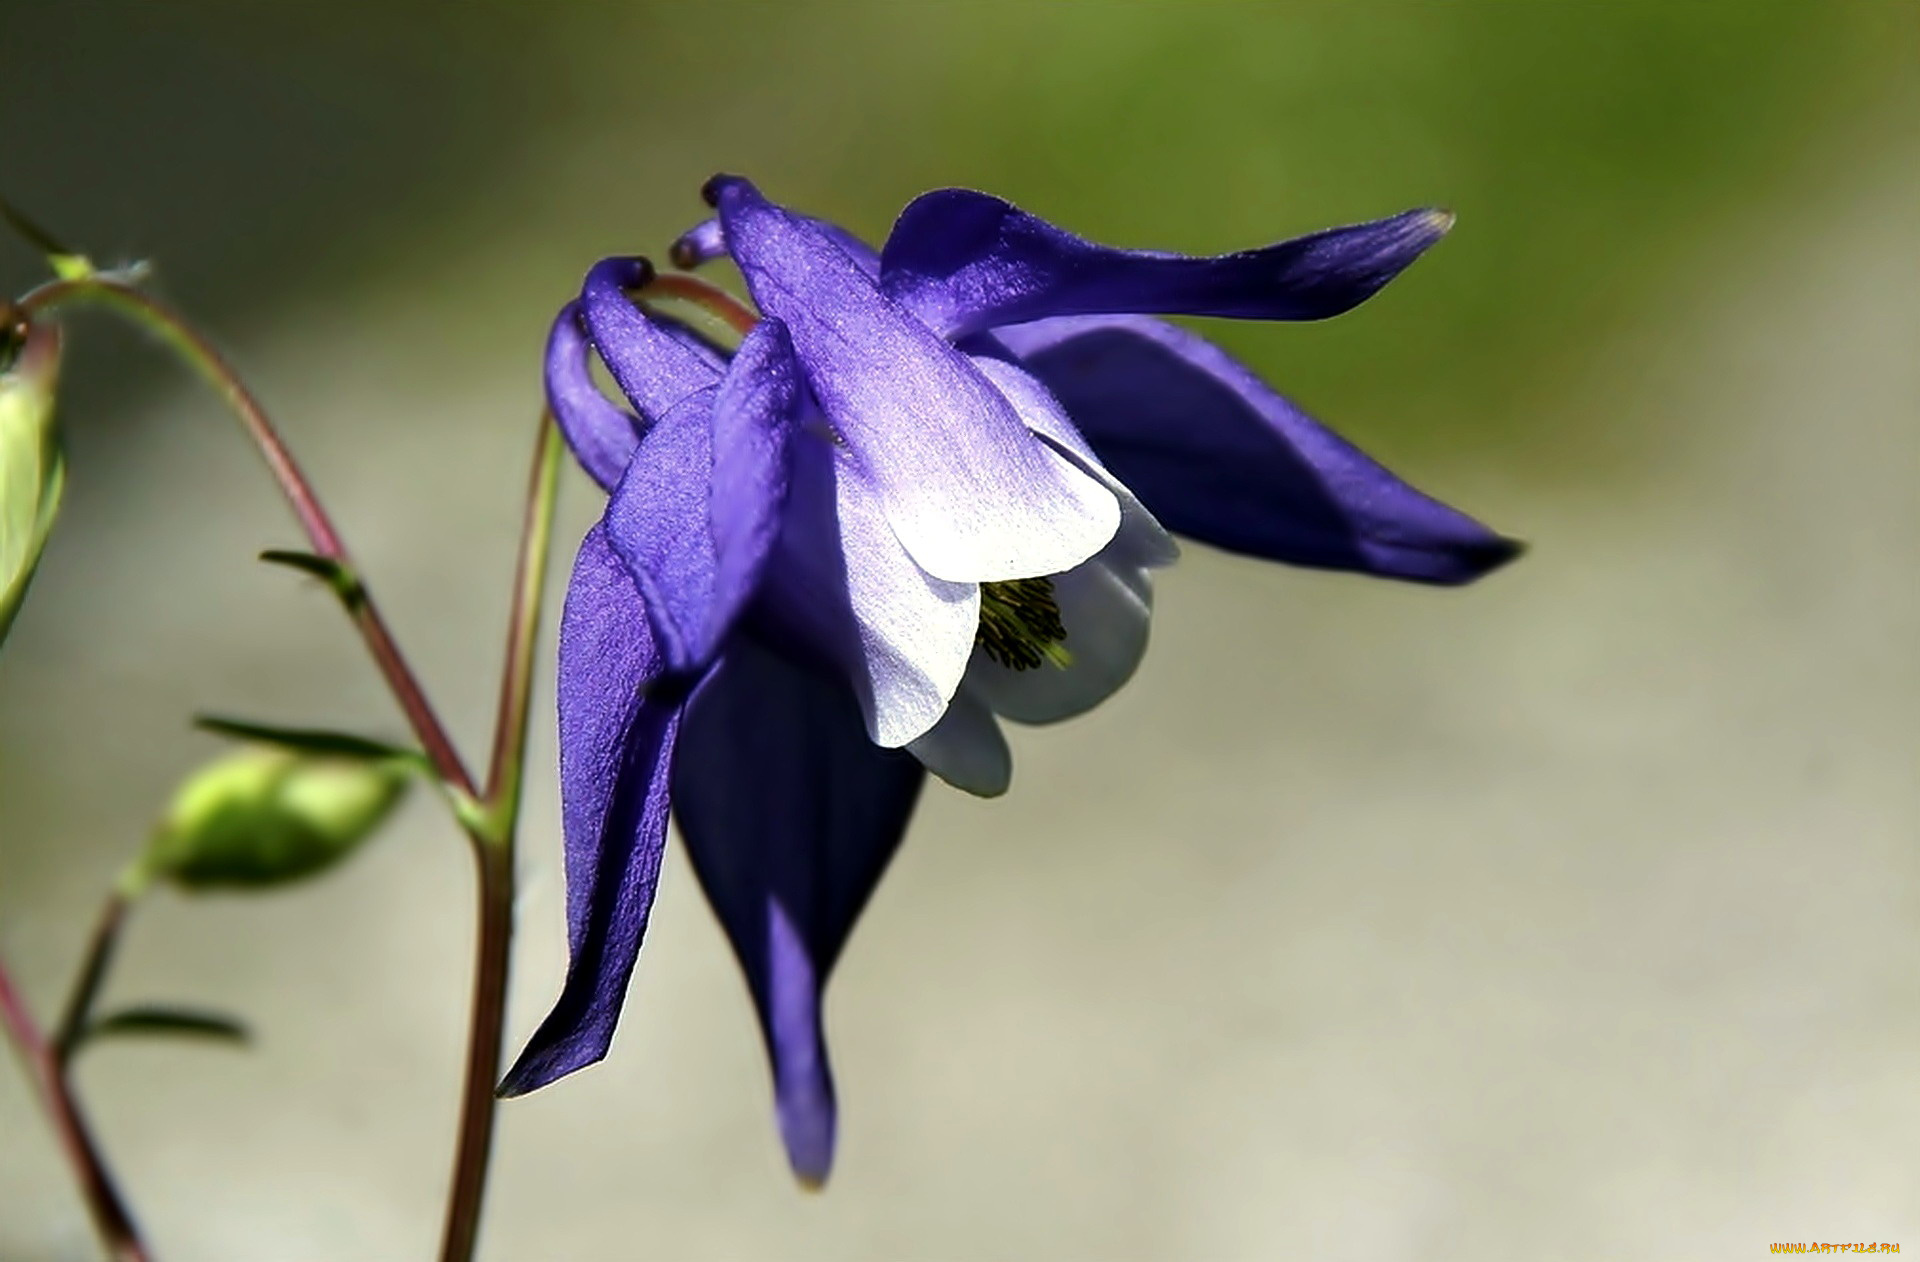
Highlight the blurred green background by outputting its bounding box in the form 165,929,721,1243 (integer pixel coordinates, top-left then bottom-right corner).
2,1,1915,1258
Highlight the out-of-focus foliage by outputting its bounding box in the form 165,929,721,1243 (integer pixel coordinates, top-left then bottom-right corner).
0,321,64,650
134,746,411,891
2,1,1907,476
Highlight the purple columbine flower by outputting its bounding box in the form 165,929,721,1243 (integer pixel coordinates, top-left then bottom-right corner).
500,174,1520,1184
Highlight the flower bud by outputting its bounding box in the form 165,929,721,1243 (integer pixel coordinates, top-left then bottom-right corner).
138,747,411,891
0,320,65,649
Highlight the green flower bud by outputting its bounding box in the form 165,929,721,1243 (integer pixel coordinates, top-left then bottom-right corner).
138,747,411,891
0,320,65,650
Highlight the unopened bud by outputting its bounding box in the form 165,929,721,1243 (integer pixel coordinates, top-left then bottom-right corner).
138,747,411,891
0,320,64,649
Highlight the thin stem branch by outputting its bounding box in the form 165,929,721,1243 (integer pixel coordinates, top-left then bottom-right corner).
0,951,151,1262
52,891,131,1066
17,277,477,799
436,412,563,1262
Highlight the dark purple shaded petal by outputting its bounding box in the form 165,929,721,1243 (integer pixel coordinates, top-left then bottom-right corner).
673,212,881,278
998,315,1522,584
500,527,682,1095
881,189,1452,339
708,175,1118,584
545,301,641,492
674,635,926,1183
579,257,724,424
602,320,799,674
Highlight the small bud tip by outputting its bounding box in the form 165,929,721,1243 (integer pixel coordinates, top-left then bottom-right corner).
1425,208,1457,237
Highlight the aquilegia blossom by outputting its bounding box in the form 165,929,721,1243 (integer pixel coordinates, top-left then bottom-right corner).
501,175,1520,1183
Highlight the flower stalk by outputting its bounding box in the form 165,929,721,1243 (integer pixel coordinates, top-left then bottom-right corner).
439,415,563,1262
9,273,566,1262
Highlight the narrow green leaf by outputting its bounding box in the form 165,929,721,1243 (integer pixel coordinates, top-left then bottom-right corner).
81,1005,250,1049
193,713,425,767
258,548,365,609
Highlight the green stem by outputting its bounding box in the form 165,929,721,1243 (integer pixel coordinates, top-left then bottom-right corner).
52,891,131,1065
483,416,564,827
16,276,478,799
437,412,563,1262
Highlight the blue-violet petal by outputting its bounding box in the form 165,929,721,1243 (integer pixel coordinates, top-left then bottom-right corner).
601,319,800,675
882,190,1451,339
998,315,1522,584
579,257,725,424
500,526,681,1095
545,301,641,491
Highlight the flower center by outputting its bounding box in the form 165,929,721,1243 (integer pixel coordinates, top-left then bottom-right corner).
975,578,1071,671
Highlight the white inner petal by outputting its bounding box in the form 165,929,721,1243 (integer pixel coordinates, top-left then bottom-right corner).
906,683,1012,797
971,355,1178,570
857,434,1119,586
762,439,980,749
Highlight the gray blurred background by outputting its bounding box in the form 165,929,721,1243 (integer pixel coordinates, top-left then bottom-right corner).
1,1,1916,1258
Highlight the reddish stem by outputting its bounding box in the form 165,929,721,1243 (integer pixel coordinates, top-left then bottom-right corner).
636,273,759,336
17,278,477,798
0,953,151,1262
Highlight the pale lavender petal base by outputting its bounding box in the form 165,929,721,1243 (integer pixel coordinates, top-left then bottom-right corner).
710,175,1118,584
754,437,980,748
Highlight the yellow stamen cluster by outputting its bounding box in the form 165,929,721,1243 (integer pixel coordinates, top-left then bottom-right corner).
976,577,1071,671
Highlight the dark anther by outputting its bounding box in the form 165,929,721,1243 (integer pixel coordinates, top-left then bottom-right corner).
623,256,658,291
976,577,1071,672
